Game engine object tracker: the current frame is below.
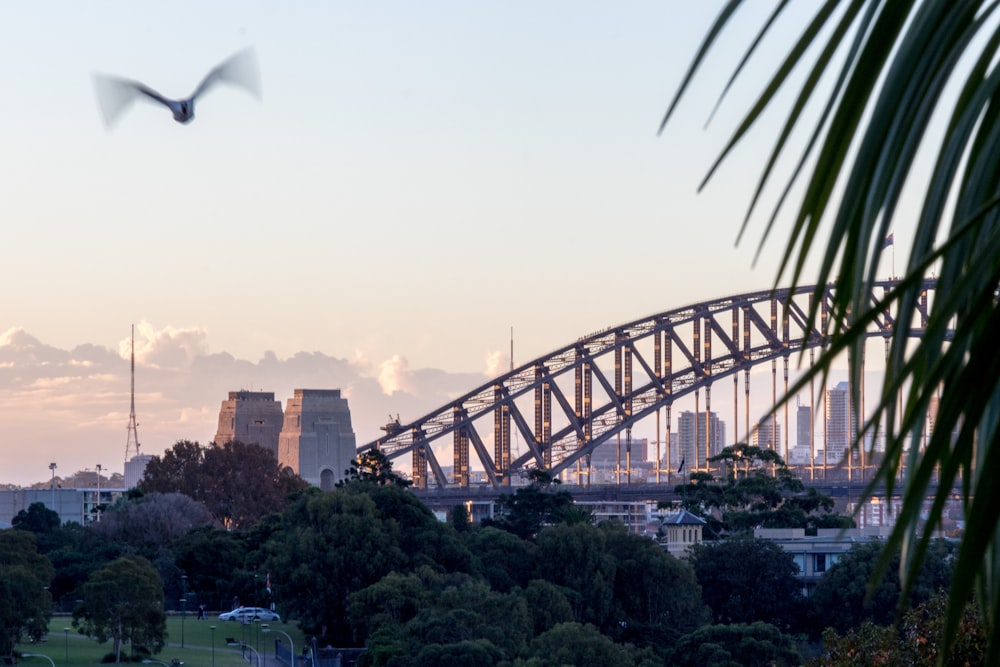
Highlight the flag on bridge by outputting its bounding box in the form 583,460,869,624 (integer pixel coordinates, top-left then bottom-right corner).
677,458,685,474
883,232,894,249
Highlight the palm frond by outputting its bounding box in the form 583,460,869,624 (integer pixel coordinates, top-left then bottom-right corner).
665,0,1000,660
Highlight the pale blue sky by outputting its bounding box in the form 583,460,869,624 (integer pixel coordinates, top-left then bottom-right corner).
1,2,865,485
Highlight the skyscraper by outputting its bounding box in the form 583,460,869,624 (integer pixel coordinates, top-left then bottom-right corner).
677,410,725,471
752,417,782,452
797,404,812,451
826,381,851,462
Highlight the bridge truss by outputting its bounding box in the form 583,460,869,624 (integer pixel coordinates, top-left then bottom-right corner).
363,280,934,489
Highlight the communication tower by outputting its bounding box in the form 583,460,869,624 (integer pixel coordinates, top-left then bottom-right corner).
124,324,141,461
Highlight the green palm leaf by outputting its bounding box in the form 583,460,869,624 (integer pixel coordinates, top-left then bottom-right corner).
664,1,1000,661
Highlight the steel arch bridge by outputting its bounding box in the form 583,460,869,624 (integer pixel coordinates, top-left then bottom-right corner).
362,279,935,489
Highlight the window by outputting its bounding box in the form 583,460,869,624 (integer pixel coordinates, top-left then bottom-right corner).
815,553,827,573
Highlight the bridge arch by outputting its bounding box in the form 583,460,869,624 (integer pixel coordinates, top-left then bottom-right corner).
363,280,934,489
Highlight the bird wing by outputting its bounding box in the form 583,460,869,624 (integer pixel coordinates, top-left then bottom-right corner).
92,75,173,128
190,47,261,102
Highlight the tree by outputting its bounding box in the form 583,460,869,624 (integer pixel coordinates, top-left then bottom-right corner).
264,489,405,644
669,622,801,667
139,439,308,528
349,569,534,666
93,492,216,553
809,539,956,635
0,530,54,657
482,470,583,540
601,523,709,644
668,444,851,538
341,448,412,487
524,622,649,667
663,2,1000,658
689,537,804,632
532,523,617,632
463,526,536,593
11,502,60,534
72,555,166,662
172,526,252,613
815,592,987,667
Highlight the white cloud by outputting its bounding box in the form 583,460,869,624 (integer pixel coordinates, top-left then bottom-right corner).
122,322,209,370
484,349,510,377
377,354,412,396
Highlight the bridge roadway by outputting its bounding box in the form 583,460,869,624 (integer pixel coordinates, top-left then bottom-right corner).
410,478,958,510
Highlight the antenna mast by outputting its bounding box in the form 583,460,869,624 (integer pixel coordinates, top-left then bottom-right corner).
125,324,141,461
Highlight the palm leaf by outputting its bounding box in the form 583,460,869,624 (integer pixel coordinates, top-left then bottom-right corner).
664,0,1000,660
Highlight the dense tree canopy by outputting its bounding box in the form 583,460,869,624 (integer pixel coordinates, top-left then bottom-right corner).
809,539,956,635
815,592,987,667
669,622,802,667
139,439,309,528
689,537,804,632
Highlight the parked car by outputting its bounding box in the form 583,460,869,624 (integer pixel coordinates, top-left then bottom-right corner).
218,606,281,622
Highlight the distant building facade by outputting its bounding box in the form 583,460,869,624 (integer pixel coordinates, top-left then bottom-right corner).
124,454,154,489
0,487,123,528
278,389,357,490
677,410,725,471
214,391,285,456
752,417,782,452
826,381,852,462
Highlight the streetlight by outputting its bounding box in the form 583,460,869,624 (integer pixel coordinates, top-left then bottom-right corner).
23,653,55,667
210,625,216,667
63,627,70,663
95,463,103,522
228,641,262,667
49,462,57,514
252,619,266,667
179,574,188,649
261,624,294,667
179,597,187,648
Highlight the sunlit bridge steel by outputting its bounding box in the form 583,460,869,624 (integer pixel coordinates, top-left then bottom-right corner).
361,280,937,489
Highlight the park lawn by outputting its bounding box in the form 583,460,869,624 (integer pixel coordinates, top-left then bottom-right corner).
14,617,308,667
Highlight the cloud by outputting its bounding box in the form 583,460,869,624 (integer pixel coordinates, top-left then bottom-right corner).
122,322,209,370
0,327,489,486
377,354,412,395
484,350,510,377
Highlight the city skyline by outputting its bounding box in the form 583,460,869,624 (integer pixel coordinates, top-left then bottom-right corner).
2,3,906,486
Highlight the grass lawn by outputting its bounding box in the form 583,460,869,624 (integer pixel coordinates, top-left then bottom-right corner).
14,616,309,667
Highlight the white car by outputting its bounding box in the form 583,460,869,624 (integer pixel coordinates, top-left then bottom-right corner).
218,607,281,622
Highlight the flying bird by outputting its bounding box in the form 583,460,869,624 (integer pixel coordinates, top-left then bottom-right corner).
93,48,261,128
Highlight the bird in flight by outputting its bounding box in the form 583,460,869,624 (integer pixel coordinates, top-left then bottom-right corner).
93,48,261,128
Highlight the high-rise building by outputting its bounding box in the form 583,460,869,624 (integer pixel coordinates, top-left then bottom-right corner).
753,417,782,451
278,389,357,490
677,410,725,471
826,381,851,462
797,404,812,451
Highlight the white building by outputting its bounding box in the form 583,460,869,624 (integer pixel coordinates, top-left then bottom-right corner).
0,487,124,528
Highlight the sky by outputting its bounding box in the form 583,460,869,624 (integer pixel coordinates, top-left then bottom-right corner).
1,2,875,486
